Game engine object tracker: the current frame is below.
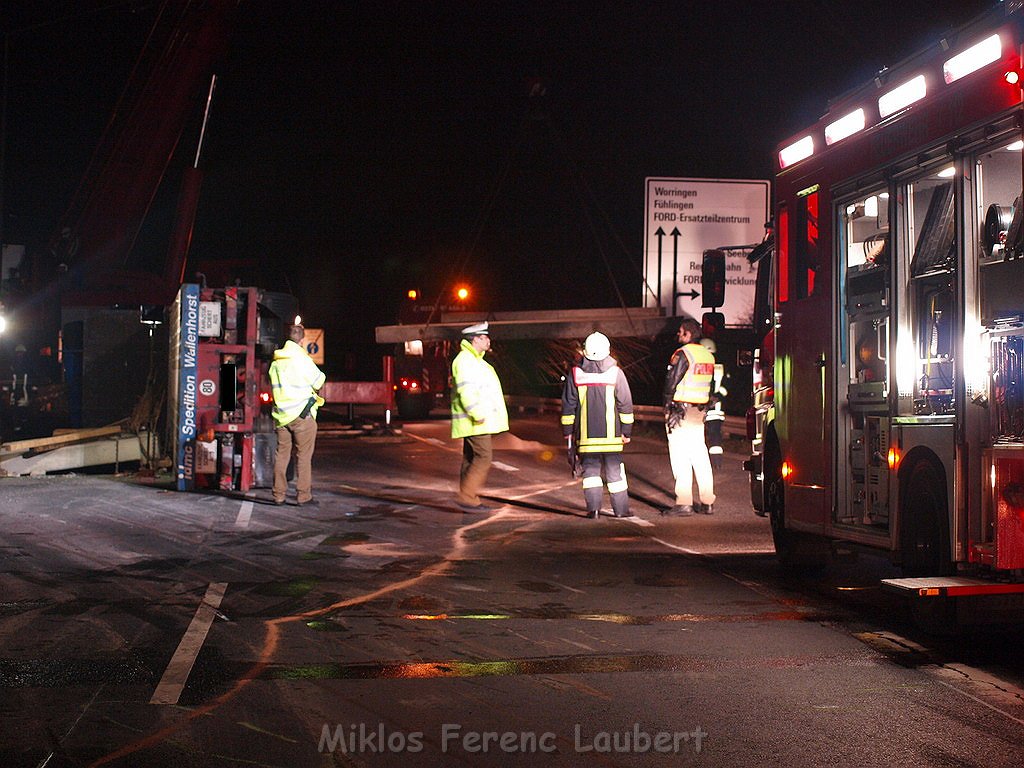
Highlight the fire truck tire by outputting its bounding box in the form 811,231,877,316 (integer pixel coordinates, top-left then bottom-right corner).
764,439,828,573
899,457,952,577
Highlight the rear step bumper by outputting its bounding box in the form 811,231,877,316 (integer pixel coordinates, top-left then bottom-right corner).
881,577,1024,598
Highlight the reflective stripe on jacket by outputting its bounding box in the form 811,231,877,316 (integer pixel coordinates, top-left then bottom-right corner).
705,362,727,421
561,358,634,454
450,339,509,438
669,343,715,404
269,339,326,427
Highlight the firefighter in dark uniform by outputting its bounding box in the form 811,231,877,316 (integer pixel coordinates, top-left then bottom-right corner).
561,332,635,519
700,338,727,469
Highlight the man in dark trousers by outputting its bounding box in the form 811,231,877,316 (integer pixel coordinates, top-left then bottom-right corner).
269,324,325,506
561,332,635,519
450,322,509,511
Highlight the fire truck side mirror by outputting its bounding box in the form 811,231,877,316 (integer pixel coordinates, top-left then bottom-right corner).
702,311,724,340
701,249,726,309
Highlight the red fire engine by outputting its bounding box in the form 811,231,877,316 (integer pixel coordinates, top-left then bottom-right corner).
747,4,1024,603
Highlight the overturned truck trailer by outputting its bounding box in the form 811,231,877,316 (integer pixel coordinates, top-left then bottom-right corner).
169,284,297,492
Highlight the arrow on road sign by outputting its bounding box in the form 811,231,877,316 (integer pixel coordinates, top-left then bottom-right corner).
655,227,666,301
671,227,681,296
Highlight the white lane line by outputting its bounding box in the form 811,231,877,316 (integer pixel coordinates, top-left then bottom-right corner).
649,537,702,555
405,432,519,471
235,500,253,528
934,678,1024,727
420,437,451,449
940,662,1024,705
150,582,228,705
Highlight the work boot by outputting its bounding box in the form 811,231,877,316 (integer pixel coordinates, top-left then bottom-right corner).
586,510,600,519
696,503,714,515
663,505,694,517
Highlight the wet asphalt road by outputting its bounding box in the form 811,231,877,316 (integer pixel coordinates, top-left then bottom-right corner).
1,412,1023,767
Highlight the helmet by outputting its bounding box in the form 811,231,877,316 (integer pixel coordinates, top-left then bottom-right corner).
583,332,610,361
699,338,716,354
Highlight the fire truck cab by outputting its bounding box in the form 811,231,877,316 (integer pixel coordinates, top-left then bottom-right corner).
750,4,1024,596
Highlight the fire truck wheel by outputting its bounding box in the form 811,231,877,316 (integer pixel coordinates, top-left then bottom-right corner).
765,440,828,573
899,457,952,577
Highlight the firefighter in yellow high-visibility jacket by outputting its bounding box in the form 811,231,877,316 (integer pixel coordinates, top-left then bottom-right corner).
663,318,716,516
561,332,635,519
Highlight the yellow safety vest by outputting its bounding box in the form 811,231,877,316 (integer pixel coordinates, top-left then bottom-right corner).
269,340,326,427
672,343,715,404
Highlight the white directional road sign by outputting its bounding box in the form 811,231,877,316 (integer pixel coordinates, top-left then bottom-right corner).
643,177,769,326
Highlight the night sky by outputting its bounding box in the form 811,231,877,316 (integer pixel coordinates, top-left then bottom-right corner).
2,0,997,374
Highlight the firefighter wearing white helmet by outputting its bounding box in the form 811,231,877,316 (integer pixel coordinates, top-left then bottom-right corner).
561,332,635,519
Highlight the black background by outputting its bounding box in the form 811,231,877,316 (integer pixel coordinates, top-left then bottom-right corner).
1,0,997,375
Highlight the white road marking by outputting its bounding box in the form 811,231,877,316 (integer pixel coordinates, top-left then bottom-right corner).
560,638,598,652
858,631,1024,723
649,537,702,555
939,662,1024,706
405,431,519,471
234,500,253,528
933,678,1024,727
150,582,228,705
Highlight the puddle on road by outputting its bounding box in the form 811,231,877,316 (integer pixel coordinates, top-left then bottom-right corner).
0,599,53,616
305,619,348,632
516,581,561,594
398,595,444,611
269,654,697,681
397,608,814,625
300,551,347,561
321,532,371,546
256,577,319,598
0,657,154,687
634,575,694,588
264,647,865,682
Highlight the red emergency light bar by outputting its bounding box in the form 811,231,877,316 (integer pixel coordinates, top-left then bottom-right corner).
777,16,1018,171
